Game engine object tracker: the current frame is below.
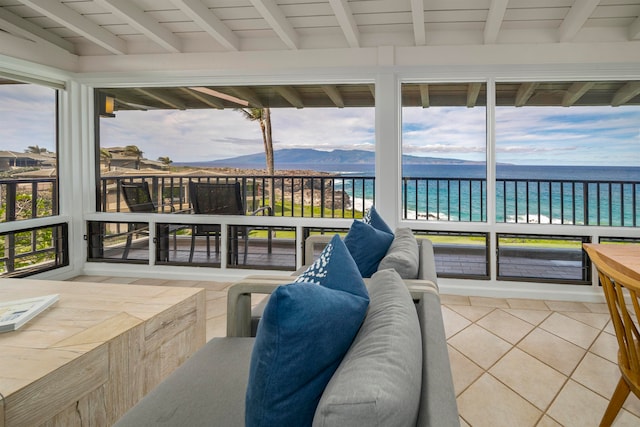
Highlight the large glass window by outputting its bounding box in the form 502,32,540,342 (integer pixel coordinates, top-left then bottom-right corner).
94,84,374,267
495,81,640,226
0,81,58,221
401,83,487,221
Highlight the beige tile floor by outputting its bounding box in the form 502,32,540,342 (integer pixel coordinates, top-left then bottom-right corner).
70,275,640,427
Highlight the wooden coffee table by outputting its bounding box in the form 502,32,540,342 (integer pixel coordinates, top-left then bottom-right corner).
0,278,206,426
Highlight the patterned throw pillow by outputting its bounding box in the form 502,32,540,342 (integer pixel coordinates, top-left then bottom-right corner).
245,235,369,427
294,235,366,296
363,205,394,235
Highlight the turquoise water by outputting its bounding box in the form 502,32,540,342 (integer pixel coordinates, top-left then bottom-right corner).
280,164,640,226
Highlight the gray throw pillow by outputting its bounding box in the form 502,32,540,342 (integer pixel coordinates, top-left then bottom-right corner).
378,227,420,279
312,268,422,427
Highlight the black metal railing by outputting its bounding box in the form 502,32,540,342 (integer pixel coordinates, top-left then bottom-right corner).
402,176,639,226
0,178,58,222
100,174,374,218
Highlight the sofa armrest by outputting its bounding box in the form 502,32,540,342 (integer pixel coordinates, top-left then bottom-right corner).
227,279,284,337
417,238,438,285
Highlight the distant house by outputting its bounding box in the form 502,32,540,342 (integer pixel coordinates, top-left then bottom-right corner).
101,147,165,171
0,151,56,172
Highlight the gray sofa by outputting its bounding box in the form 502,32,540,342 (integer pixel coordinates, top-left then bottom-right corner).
115,236,459,427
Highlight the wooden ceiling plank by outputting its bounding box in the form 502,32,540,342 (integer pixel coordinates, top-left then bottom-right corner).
328,0,360,48
484,0,509,44
467,83,482,107
611,81,640,107
419,84,430,108
0,6,75,54
21,0,127,55
171,0,239,51
179,87,224,109
562,81,595,106
275,86,304,108
557,0,599,42
515,82,538,107
249,0,299,50
96,0,181,53
322,85,345,108
135,88,186,110
231,87,264,108
410,0,426,46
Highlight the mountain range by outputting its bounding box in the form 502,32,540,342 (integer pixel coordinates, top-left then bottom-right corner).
178,148,484,168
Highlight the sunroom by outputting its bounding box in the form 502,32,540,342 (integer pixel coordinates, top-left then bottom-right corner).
1,1,640,425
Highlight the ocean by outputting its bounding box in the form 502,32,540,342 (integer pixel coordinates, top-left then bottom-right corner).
274,163,640,226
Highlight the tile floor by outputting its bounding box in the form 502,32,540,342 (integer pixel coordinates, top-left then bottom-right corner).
70,275,640,427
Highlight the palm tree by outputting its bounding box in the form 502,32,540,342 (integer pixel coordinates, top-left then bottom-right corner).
158,156,173,168
238,108,274,176
25,145,47,154
100,148,113,171
238,107,275,214
124,145,143,170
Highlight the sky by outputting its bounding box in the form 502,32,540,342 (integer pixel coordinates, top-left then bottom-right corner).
2,83,639,167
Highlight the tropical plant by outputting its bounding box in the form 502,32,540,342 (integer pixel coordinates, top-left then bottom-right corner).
124,145,143,169
238,108,274,175
25,145,48,154
100,148,113,171
158,156,173,167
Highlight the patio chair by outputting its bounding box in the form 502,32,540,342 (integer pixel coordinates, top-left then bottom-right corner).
188,181,272,264
121,181,182,261
584,246,640,427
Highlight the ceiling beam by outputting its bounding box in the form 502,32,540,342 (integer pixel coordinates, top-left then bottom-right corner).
419,84,430,108
562,82,595,106
171,0,239,51
484,0,509,44
467,83,482,107
231,87,264,108
557,0,599,42
134,88,186,110
611,81,640,107
328,0,360,48
322,85,344,108
0,7,75,54
21,0,127,55
409,0,426,46
275,86,304,108
96,0,181,53
190,87,249,107
629,16,640,40
515,82,538,107
249,0,298,50
179,87,224,109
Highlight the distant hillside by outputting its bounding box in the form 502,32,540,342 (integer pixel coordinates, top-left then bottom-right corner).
177,148,483,169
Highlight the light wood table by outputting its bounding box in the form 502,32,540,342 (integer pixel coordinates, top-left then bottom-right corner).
584,243,640,281
0,279,206,427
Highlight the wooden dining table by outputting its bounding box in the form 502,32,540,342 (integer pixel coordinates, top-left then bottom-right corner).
583,243,640,281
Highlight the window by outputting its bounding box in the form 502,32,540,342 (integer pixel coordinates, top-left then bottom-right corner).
401,83,487,221
495,81,640,226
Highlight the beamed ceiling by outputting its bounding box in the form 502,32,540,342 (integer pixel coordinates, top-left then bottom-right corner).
0,1,639,109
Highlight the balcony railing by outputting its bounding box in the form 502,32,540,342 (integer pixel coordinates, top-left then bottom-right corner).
0,178,58,222
402,176,640,226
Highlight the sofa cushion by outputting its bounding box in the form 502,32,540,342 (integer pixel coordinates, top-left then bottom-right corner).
245,238,369,427
378,227,420,279
313,269,423,427
363,205,393,235
293,234,365,298
344,220,394,278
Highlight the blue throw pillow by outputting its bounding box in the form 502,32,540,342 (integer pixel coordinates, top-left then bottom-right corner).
363,205,394,235
293,234,367,298
344,220,394,278
245,236,369,427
